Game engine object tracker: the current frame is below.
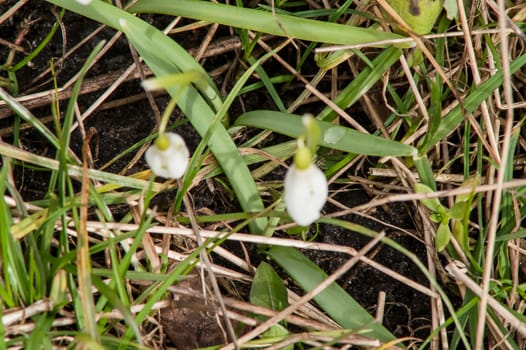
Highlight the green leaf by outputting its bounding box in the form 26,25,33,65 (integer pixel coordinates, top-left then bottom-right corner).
497,244,511,279
250,262,288,312
435,221,451,252
414,183,443,212
0,165,15,307
236,111,417,157
261,324,294,350
0,88,60,150
266,246,395,342
414,154,437,191
443,0,459,20
452,219,469,252
129,0,408,47
91,276,142,343
449,201,470,220
10,9,64,72
430,213,442,223
386,0,443,34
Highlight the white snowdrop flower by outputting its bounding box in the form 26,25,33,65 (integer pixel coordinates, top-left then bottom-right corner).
76,0,92,5
284,161,328,226
145,132,189,179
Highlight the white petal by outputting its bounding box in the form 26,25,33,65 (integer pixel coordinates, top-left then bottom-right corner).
145,132,189,179
141,78,162,91
76,0,92,4
284,164,328,226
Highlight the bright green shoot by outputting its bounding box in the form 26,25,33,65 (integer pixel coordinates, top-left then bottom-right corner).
414,180,479,261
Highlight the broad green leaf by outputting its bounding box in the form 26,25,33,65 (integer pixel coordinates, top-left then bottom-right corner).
129,0,409,47
443,0,459,20
449,201,470,220
436,221,451,251
452,219,469,252
266,246,395,342
414,183,442,212
236,111,417,157
250,262,288,312
250,262,294,350
430,213,442,223
385,0,443,34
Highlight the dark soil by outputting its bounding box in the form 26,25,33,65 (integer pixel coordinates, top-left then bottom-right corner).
310,196,432,340
1,1,439,348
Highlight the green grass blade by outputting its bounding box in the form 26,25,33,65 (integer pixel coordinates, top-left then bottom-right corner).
0,199,32,305
0,163,16,308
0,88,60,149
10,9,64,72
59,40,105,167
26,314,55,350
129,0,408,47
235,110,417,157
91,276,142,343
0,142,163,191
421,53,526,152
317,46,402,122
414,154,437,191
246,56,286,112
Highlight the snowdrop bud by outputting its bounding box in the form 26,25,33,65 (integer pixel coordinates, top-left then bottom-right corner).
284,163,328,226
76,0,92,4
145,132,189,179
294,140,312,170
